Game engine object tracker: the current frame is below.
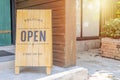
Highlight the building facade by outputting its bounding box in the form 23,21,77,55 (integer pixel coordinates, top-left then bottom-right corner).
0,0,118,67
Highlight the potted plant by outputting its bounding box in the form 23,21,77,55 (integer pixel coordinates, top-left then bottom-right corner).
101,18,120,39
101,18,120,59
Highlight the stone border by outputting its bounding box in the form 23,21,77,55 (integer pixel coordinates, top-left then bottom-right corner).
38,68,88,80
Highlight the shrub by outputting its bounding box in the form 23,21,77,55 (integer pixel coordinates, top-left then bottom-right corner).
101,18,120,39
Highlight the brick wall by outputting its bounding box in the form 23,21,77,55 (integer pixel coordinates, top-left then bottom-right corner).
101,38,120,60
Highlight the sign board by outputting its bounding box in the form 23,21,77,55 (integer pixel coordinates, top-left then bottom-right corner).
15,10,52,74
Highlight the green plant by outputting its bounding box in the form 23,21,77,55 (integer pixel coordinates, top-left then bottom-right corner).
101,18,120,39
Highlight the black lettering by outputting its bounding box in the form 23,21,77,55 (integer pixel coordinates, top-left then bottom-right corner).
40,31,46,42
34,31,38,42
21,31,26,42
28,31,33,41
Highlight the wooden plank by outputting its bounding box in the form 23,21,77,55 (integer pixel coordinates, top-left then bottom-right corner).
16,0,25,3
16,0,60,8
53,28,65,33
28,1,65,9
53,45,65,51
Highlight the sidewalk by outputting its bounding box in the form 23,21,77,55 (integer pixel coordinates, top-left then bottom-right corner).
77,49,120,79
0,46,120,80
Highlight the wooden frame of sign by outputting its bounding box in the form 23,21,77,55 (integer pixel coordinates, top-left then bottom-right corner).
15,10,52,74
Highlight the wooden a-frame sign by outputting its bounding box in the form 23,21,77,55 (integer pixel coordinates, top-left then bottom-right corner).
15,10,52,74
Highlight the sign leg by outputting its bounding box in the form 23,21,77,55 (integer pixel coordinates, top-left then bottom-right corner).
15,66,20,74
46,66,51,75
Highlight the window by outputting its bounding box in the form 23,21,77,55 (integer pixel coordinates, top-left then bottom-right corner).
76,0,100,40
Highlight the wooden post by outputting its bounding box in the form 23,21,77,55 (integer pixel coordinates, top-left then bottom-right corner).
65,0,76,67
15,66,20,74
46,66,52,75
